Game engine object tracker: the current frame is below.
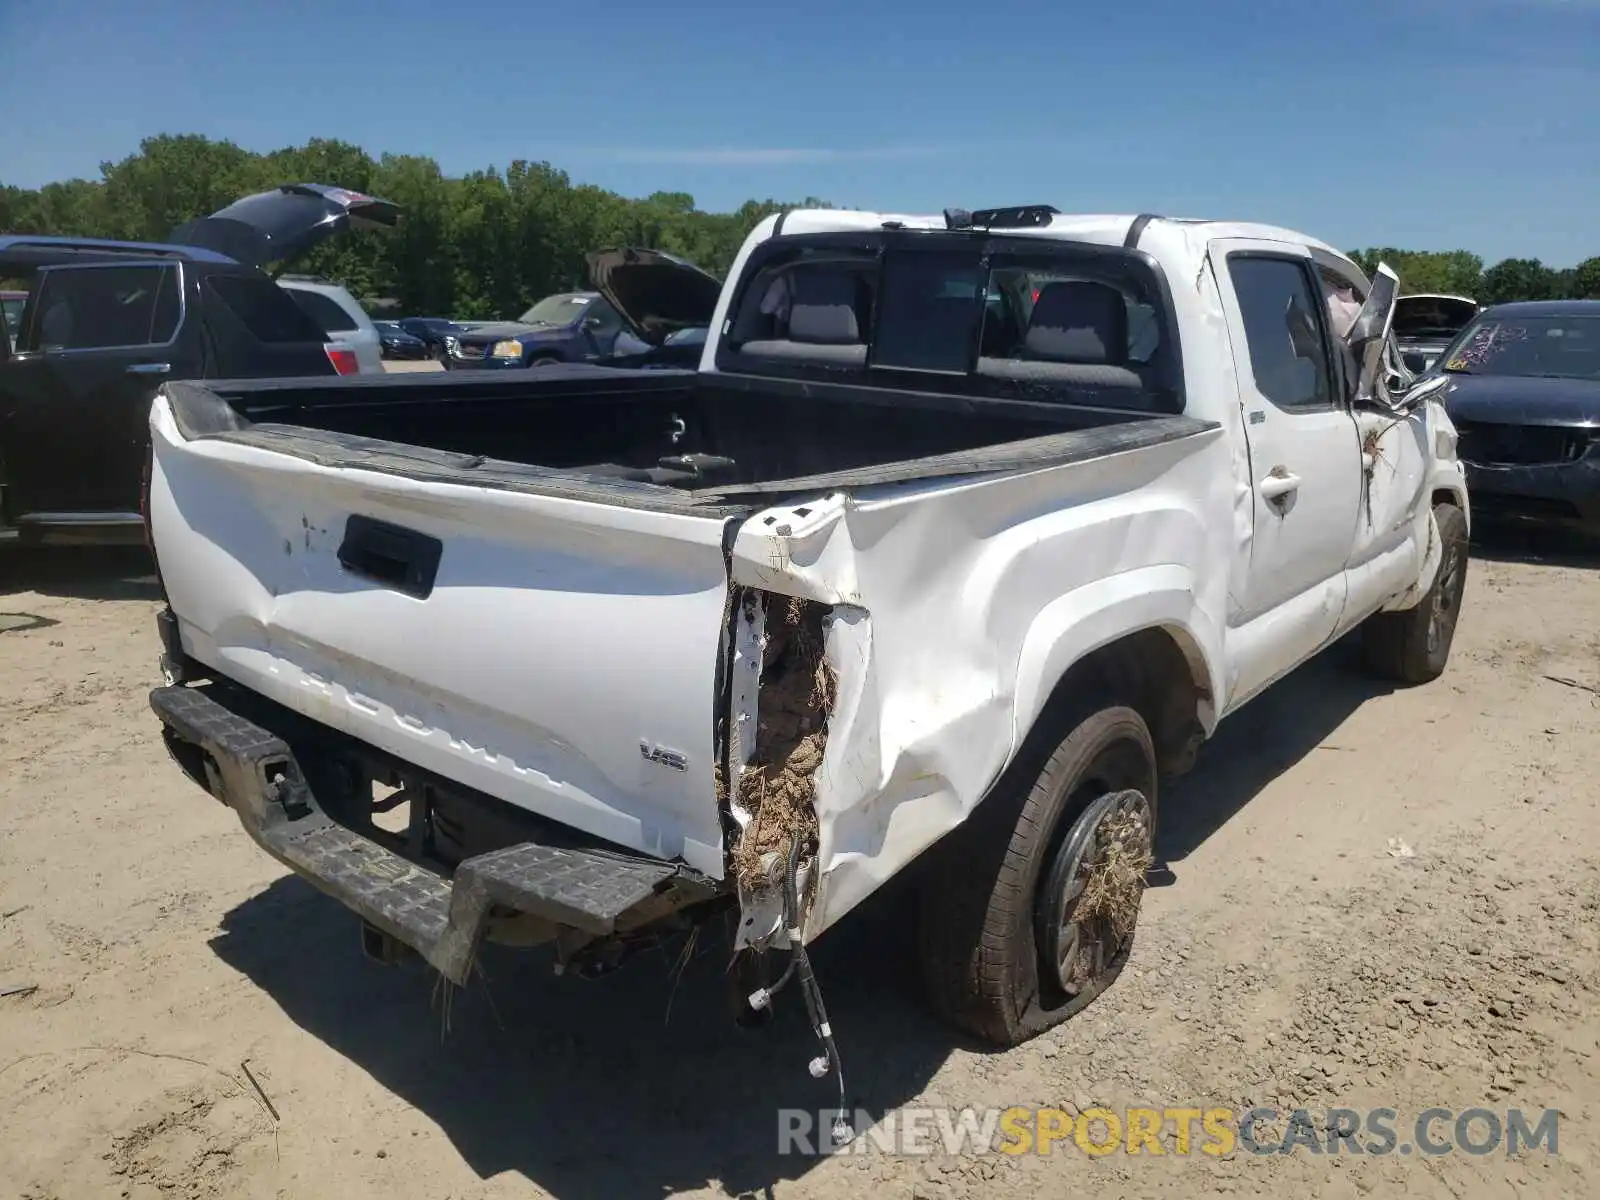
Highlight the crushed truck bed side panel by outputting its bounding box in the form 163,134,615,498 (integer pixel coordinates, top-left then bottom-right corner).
729,421,1233,939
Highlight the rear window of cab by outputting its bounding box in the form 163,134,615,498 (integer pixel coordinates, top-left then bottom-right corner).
716,232,1181,412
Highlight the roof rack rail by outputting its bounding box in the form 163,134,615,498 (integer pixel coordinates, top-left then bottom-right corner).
1124,214,1162,249
943,205,1060,231
0,236,194,259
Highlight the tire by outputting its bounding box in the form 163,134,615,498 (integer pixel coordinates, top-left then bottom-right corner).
1361,501,1469,685
527,354,561,369
918,701,1157,1046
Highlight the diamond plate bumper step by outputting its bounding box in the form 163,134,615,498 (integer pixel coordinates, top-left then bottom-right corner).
150,684,682,984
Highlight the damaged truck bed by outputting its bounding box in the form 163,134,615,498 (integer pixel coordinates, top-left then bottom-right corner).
149,362,1212,929
147,207,1471,1093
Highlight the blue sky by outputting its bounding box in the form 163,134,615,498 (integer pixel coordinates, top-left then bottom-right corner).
1,0,1595,265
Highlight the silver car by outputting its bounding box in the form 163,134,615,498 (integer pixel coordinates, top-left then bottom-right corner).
278,275,386,374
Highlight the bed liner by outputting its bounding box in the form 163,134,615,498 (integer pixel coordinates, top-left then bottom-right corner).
164,375,1219,515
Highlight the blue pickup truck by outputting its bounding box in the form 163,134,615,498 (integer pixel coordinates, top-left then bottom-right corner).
444,248,719,371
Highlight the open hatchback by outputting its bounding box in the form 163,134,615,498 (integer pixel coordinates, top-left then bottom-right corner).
171,183,402,275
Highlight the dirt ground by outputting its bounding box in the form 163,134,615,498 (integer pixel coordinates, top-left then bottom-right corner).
380,360,446,374
1,526,1597,1200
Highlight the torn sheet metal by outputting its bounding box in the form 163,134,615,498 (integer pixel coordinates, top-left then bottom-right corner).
728,493,859,604
726,594,765,804
731,434,1235,942
726,594,773,950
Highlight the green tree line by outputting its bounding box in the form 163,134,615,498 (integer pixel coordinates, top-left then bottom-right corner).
1347,248,1600,307
3,134,1597,318
0,134,826,319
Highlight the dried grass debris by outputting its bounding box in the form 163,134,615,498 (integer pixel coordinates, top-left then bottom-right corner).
732,597,833,888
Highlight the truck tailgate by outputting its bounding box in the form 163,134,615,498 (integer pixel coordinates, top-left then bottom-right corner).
147,399,735,879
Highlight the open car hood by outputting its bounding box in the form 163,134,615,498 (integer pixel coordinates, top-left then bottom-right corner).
586,247,721,346
1393,293,1478,344
170,183,401,274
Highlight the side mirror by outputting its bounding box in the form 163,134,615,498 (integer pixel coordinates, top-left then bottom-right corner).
1346,263,1399,354
1400,373,1450,406
1346,263,1401,408
1365,366,1449,416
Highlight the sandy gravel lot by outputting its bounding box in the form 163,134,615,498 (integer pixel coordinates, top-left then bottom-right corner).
380,360,446,373
1,526,1597,1200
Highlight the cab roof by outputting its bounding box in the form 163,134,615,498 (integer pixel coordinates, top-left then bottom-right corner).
763,208,1362,287
769,208,1342,251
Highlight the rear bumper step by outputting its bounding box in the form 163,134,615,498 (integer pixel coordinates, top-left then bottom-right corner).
150,683,682,984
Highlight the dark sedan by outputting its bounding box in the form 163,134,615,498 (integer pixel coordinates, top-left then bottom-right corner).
1435,300,1600,533
374,320,429,360
395,316,465,360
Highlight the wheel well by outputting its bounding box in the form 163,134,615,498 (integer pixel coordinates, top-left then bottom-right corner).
1432,487,1465,511
1033,627,1209,780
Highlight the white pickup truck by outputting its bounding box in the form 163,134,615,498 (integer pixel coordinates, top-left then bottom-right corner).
145,204,1468,1077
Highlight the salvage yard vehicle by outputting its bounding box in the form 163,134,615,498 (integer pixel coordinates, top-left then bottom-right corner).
144,204,1469,1110
279,275,387,374
443,247,719,370
395,316,467,361
0,184,399,545
1394,292,1479,373
374,320,430,361
1436,299,1600,533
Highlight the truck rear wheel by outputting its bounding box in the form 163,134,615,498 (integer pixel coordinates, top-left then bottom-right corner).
918,702,1157,1046
1361,500,1469,685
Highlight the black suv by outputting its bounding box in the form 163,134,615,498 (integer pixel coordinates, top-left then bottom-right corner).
0,184,399,545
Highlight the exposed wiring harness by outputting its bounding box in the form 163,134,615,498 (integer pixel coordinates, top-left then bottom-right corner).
746,837,853,1146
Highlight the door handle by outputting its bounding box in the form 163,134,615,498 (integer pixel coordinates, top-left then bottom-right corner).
126,362,171,376
1259,469,1302,502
